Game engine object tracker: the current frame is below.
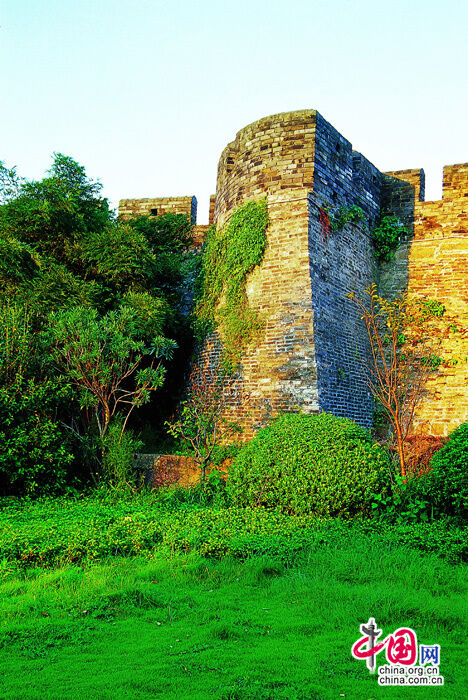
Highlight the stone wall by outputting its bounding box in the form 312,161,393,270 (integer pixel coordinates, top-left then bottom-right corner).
308,194,375,428
196,192,318,440
378,163,468,435
192,224,210,248
407,164,467,435
209,195,216,225
313,113,382,226
119,195,197,223
194,111,391,435
214,110,317,226
134,454,228,487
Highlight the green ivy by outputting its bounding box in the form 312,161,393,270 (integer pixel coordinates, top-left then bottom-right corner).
330,204,365,232
194,200,268,370
417,298,446,320
372,216,407,262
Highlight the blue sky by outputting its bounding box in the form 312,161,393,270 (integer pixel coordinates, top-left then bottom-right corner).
2,0,467,221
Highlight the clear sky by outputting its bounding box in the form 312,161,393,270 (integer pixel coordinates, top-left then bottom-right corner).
2,0,467,222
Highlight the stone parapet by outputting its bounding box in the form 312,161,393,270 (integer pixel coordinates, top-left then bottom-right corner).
119,195,197,223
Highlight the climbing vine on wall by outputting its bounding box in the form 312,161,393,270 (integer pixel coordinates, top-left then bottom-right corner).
372,216,407,263
330,204,365,232
319,204,365,241
194,199,268,370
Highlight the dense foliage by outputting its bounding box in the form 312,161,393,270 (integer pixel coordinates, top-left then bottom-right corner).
372,215,407,262
0,156,195,494
422,422,468,518
0,494,465,570
228,413,391,517
0,304,75,495
194,199,268,369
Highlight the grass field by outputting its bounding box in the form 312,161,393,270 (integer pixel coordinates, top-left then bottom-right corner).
1,500,467,699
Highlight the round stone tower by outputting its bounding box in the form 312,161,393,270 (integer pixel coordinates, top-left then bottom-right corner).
214,110,317,227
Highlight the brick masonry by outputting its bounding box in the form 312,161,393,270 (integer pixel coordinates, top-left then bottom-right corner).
119,195,197,224
380,164,468,436
134,454,229,487
119,110,467,438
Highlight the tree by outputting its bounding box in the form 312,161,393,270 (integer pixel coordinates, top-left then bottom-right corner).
0,153,111,265
166,364,241,484
48,306,177,448
0,161,22,204
124,213,195,304
80,222,156,292
0,154,194,493
347,284,461,479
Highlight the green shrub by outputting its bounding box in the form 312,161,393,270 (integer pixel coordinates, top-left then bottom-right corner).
0,379,75,496
228,413,391,517
423,422,468,518
102,421,143,492
370,474,432,523
0,496,465,569
0,304,75,496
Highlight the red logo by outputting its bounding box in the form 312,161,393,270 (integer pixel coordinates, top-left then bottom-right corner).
352,618,418,673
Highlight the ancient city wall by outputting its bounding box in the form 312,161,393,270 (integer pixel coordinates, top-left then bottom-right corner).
120,110,467,438
195,192,317,440
308,194,375,428
196,112,321,436
197,111,388,435
408,165,467,435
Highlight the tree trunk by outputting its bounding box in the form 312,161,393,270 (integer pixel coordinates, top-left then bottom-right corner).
394,421,406,481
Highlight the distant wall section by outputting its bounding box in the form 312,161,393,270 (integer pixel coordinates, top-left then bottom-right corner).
119,196,197,223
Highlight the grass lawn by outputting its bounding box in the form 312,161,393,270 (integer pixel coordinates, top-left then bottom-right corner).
0,505,466,699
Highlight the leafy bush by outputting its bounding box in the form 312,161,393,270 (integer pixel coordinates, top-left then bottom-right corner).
0,378,75,496
125,212,193,253
422,422,468,518
370,474,432,523
228,413,391,517
0,234,38,287
80,223,156,291
330,204,365,231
